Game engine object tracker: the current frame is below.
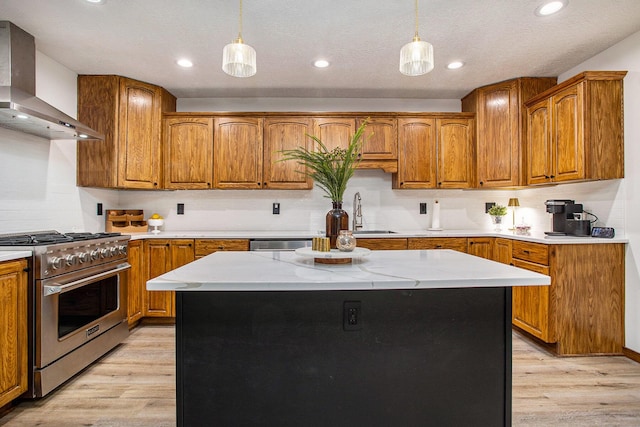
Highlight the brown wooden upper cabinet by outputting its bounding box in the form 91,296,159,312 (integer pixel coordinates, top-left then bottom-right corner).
462,77,556,188
393,116,474,189
312,117,399,173
524,71,626,185
77,75,176,189
212,117,313,190
213,117,264,189
263,117,314,189
164,117,214,190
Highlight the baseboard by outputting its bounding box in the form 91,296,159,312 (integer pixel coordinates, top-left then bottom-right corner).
623,346,640,363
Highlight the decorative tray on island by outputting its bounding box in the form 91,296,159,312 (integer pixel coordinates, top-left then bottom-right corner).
295,247,371,264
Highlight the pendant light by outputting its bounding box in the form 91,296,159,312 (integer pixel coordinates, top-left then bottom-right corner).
399,0,434,76
222,0,256,78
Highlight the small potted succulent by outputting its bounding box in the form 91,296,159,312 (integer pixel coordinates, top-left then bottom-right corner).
488,204,508,231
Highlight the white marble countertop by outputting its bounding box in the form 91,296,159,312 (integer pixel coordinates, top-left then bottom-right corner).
147,249,550,292
129,229,627,244
0,250,32,262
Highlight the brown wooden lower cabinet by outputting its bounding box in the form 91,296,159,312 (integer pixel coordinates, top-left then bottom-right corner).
407,237,468,252
356,238,407,250
127,240,145,326
144,239,195,318
467,237,494,259
0,259,28,407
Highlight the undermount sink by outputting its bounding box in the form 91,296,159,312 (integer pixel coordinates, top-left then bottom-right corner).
352,230,396,234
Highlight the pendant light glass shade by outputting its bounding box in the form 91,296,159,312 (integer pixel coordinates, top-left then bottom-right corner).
399,37,434,76
222,0,256,78
222,38,257,78
400,0,434,77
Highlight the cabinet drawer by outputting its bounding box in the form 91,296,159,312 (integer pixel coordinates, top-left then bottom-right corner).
512,258,550,276
512,241,548,265
195,239,249,257
407,237,468,253
356,238,408,250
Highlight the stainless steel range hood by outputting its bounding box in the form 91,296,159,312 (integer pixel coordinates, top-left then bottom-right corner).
0,21,103,140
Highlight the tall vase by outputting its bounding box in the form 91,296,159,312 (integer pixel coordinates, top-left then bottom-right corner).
326,201,349,249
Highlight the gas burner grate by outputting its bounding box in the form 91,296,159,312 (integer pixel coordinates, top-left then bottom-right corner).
0,231,122,246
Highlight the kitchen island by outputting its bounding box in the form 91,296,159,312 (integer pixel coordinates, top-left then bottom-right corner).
147,249,549,426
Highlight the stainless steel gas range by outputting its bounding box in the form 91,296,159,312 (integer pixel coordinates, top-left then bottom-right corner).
0,231,131,398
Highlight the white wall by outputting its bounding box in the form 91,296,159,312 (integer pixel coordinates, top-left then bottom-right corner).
0,32,637,351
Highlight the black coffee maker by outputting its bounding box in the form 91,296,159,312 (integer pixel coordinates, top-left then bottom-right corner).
544,199,591,236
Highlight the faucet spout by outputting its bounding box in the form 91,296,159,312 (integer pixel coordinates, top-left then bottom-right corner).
353,192,363,231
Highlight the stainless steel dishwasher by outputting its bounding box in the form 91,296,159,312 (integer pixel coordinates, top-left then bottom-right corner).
249,239,312,251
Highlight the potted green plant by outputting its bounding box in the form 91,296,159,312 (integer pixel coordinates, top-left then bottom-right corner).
488,204,508,231
279,120,369,247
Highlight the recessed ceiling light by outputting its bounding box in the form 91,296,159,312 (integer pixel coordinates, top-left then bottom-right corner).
177,59,193,68
536,1,566,16
16,114,29,119
85,0,106,4
314,59,330,68
447,61,464,70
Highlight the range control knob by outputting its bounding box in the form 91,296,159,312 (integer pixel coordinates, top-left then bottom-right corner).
90,249,100,261
118,245,127,255
77,252,89,264
49,257,63,270
109,246,118,256
64,254,78,267
99,248,110,258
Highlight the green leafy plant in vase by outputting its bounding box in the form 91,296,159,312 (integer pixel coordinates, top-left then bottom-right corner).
279,120,369,248
488,204,508,231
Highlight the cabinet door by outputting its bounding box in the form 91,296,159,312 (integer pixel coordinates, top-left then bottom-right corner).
467,237,493,259
214,117,264,189
118,78,163,189
512,259,553,342
395,118,437,188
476,82,520,188
552,83,585,182
493,238,513,264
526,98,553,185
127,240,144,326
263,118,313,189
312,118,356,152
164,117,214,189
171,240,195,269
144,240,174,317
357,117,397,160
437,118,474,188
0,259,28,407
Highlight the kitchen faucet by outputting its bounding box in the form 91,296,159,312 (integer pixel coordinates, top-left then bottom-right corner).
353,192,363,231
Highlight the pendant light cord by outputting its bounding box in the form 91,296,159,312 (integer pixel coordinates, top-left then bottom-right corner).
414,0,420,39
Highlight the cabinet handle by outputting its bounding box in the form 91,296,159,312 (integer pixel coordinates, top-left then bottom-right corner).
438,182,442,187
550,175,555,179
218,246,225,250
165,244,170,247
153,182,158,186
510,263,514,266
400,182,404,186
523,250,530,254
470,242,474,245
435,245,442,248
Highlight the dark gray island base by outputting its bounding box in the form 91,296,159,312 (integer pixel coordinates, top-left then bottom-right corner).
176,287,513,426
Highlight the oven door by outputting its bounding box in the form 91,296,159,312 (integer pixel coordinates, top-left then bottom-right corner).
36,261,130,369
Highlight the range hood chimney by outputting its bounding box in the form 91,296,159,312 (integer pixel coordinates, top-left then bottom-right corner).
0,21,103,140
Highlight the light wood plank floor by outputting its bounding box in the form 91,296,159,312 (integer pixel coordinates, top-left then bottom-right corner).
2,325,640,426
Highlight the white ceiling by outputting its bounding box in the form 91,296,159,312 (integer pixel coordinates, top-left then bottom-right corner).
3,0,640,99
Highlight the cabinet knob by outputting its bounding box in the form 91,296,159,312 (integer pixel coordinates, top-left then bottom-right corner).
479,181,484,186
207,182,211,187
218,246,225,250
263,182,267,186
523,250,530,254
257,182,261,186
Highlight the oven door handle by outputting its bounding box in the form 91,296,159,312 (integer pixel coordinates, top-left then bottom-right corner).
43,263,131,296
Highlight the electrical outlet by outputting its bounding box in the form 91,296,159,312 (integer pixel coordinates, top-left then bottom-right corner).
419,202,427,215
273,202,280,215
343,301,362,331
97,203,103,216
177,203,185,215
485,202,496,213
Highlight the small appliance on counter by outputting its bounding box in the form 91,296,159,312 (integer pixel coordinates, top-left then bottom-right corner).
544,199,591,236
